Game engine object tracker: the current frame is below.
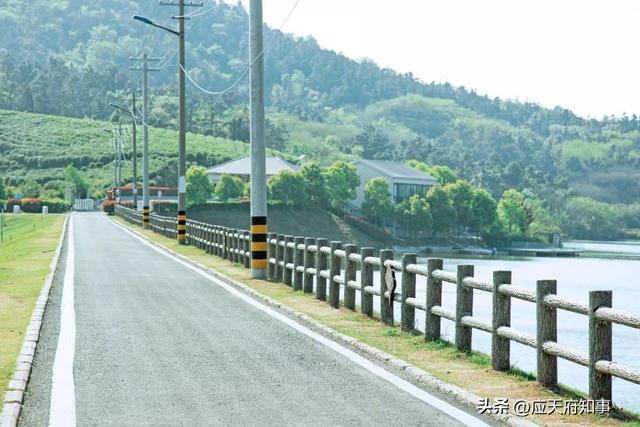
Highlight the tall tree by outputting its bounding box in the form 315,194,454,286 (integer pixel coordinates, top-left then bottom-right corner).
186,165,213,207
215,173,244,201
324,161,360,211
497,189,528,234
426,186,456,235
301,162,329,207
394,195,432,236
268,170,307,206
361,177,394,225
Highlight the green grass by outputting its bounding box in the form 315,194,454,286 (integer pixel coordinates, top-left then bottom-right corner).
0,213,65,397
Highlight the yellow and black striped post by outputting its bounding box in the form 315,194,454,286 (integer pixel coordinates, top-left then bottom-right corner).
143,205,150,229
177,210,187,244
251,216,268,275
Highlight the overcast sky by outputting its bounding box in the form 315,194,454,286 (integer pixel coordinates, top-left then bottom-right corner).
222,0,640,119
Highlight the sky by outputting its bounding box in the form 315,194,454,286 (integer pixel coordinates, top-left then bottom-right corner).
222,0,640,119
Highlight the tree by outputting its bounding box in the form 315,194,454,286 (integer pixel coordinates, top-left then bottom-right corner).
186,165,213,207
429,165,458,186
355,125,394,160
425,186,456,235
0,178,7,201
406,160,457,185
497,189,527,234
361,178,393,225
394,195,432,236
63,165,89,198
561,197,621,240
444,179,474,234
214,173,244,201
469,188,497,234
324,161,360,210
268,170,307,205
301,162,329,207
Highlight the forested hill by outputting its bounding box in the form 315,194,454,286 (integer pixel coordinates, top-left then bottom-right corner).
0,0,609,130
2,0,640,239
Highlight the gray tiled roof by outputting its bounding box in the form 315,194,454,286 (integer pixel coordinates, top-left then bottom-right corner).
207,156,300,175
354,159,437,181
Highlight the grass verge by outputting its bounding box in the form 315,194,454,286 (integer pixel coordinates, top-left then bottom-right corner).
114,216,639,427
0,213,65,397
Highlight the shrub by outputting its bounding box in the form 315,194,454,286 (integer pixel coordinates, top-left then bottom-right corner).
41,198,72,213
20,198,42,213
102,200,117,214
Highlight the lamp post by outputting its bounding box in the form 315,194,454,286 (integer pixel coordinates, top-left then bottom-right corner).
110,101,138,207
134,13,187,243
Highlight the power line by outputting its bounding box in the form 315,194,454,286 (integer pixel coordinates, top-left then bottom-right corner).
181,0,302,96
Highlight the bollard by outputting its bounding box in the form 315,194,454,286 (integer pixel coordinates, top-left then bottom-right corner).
360,248,374,316
379,250,394,325
276,234,285,283
243,231,251,268
267,232,277,280
425,258,443,341
589,290,612,400
455,265,474,353
303,237,316,294
328,241,342,308
401,253,417,332
293,236,304,291
343,244,357,310
537,280,558,388
492,271,512,371
283,235,294,287
315,238,329,301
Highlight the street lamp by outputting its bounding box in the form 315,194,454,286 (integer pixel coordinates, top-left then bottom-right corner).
134,12,187,244
110,102,138,207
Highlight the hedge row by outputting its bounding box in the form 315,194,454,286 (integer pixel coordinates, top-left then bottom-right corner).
5,197,72,213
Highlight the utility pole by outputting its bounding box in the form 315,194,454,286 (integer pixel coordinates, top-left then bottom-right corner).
130,55,160,228
160,0,203,244
117,123,122,201
131,90,138,207
249,0,268,279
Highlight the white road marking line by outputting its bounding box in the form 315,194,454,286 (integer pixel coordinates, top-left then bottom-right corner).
49,215,76,427
110,219,489,427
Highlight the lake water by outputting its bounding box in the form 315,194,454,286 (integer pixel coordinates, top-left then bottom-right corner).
333,241,640,412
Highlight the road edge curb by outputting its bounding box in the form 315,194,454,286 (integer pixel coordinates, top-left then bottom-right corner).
110,217,537,427
1,216,69,427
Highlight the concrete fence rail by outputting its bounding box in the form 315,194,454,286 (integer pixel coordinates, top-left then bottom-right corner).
115,205,640,404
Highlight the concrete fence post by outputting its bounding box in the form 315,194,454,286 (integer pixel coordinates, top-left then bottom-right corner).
492,271,512,371
276,234,285,283
379,249,394,326
328,241,342,308
536,280,558,389
315,238,329,301
267,232,277,280
283,235,294,287
343,244,358,310
243,231,251,268
235,230,241,264
401,253,417,332
425,258,443,341
303,237,316,294
455,265,474,352
360,247,374,316
293,236,305,291
222,227,229,260
589,290,612,401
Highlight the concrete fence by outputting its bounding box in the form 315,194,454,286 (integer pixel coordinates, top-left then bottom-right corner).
115,205,640,404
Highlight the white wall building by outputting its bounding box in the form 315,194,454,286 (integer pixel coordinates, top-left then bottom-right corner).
207,156,300,184
352,159,438,208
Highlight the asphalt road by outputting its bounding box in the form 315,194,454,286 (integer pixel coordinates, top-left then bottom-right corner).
19,213,487,426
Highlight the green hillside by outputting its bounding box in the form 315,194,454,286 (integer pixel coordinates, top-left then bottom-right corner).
0,109,248,194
